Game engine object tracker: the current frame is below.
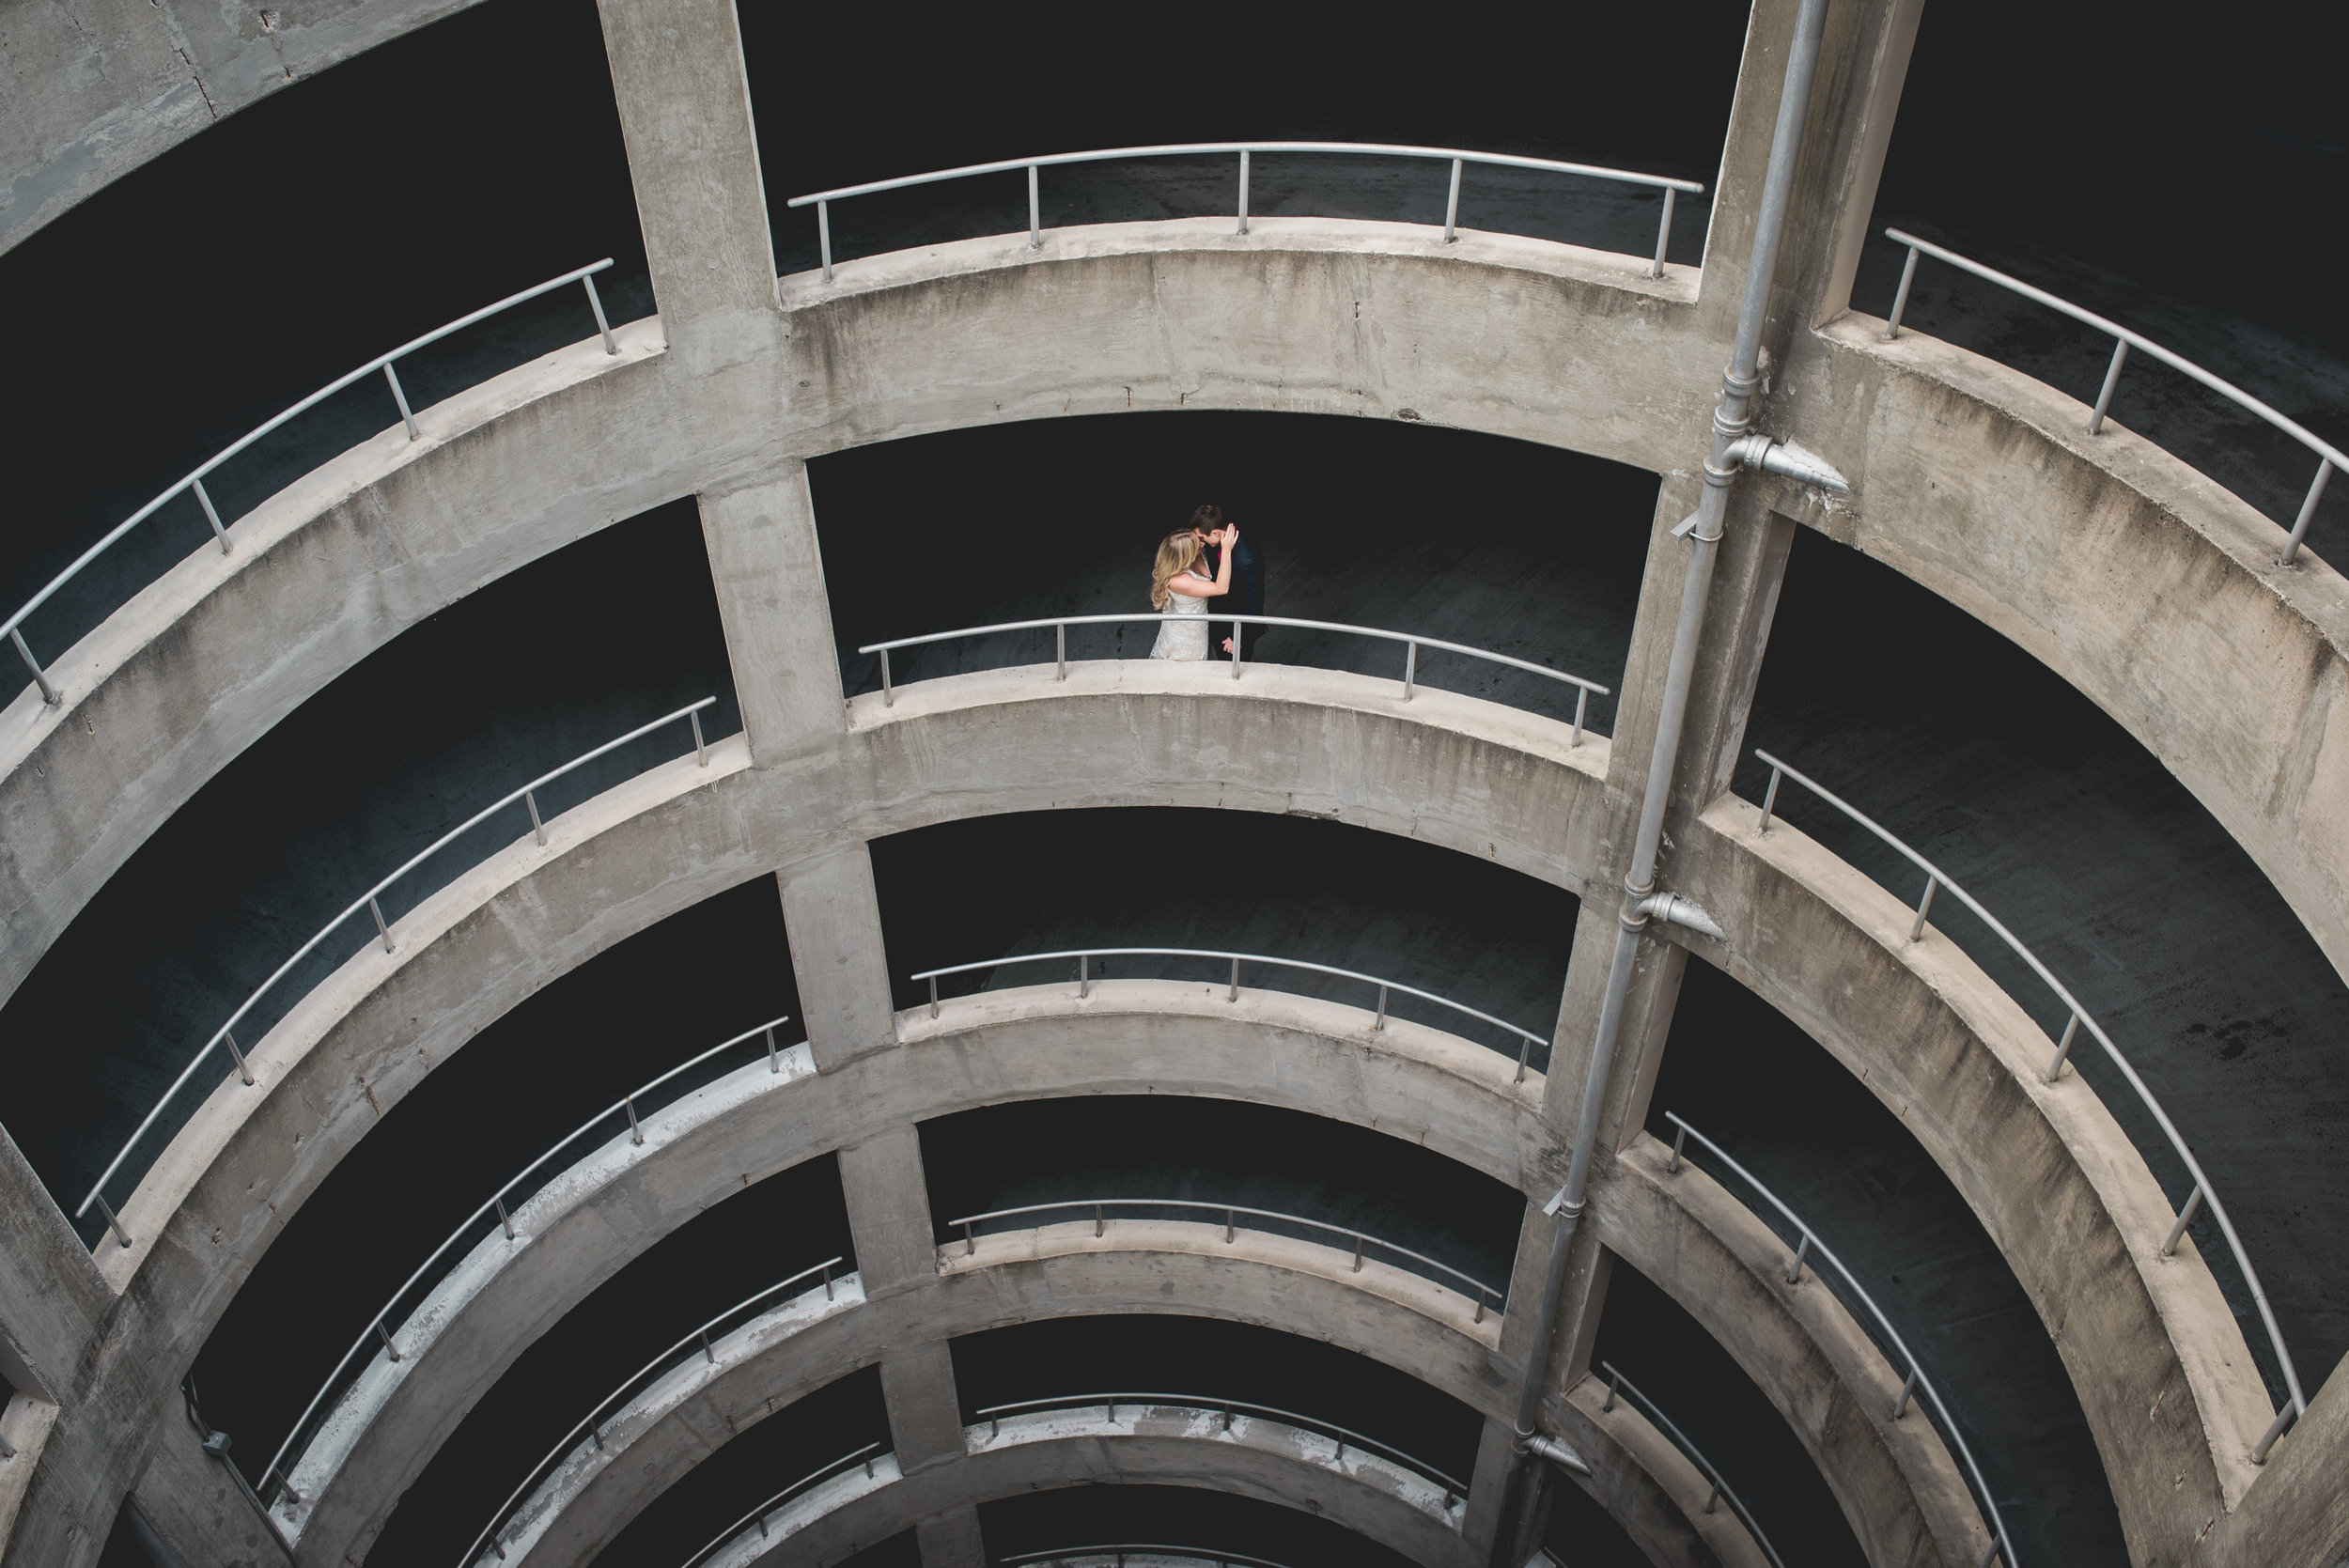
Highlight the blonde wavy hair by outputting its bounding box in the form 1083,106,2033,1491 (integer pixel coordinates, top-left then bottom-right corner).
1149,530,1203,610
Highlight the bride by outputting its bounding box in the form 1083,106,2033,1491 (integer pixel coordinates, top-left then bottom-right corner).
1147,523,1237,661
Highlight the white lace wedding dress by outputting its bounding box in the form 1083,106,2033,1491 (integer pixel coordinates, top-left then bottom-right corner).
1149,569,1213,660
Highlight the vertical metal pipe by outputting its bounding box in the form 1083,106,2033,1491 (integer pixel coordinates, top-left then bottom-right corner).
1474,1288,1488,1324
1667,1124,1688,1173
1909,876,1939,940
964,1220,975,1256
699,1327,715,1364
2251,1401,2300,1463
1374,985,1388,1031
1352,1233,1364,1272
2162,1182,2204,1255
766,1024,780,1072
368,895,395,954
1757,766,1782,832
1079,953,1089,999
818,201,834,281
1515,1034,1532,1085
1885,244,1921,338
1650,186,1677,278
583,273,619,354
1703,1483,1719,1514
2045,1013,2080,1080
525,789,546,846
93,1192,133,1249
1491,5,1832,1558
1785,1233,1811,1284
1444,158,1464,242
496,1196,516,1239
929,974,940,1018
1572,686,1588,746
1601,1370,1618,1413
1226,1208,1237,1243
1028,164,1042,248
376,1323,402,1362
382,362,421,440
1237,149,1251,235
691,707,708,766
221,1031,256,1086
1094,1203,1105,1238
1056,622,1066,681
1975,1542,2001,1568
1891,1366,1919,1420
625,1095,644,1145
2280,458,2332,566
879,648,894,706
10,628,60,706
1228,956,1239,1001
2088,338,2131,434
1402,641,1417,700
192,477,232,553
1230,621,1242,677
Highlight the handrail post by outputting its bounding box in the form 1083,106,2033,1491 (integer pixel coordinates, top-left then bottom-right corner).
1079,953,1089,999
1228,955,1239,1001
1514,1033,1532,1084
2088,337,2131,434
1975,1543,2002,1568
1056,622,1066,681
1401,640,1417,700
963,1220,975,1256
1908,875,1939,940
1649,186,1676,277
2161,1181,2204,1256
2280,458,2332,567
220,1031,255,1087
929,974,941,1018
582,272,619,354
1756,762,1783,832
1226,1207,1237,1243
1601,1368,1619,1412
1352,1233,1364,1272
1028,164,1042,248
822,1259,834,1299
382,361,421,441
879,647,894,706
690,706,708,767
1373,984,1388,1031
1094,1203,1105,1238
817,200,833,282
1885,241,1921,337
1237,149,1251,235
368,895,396,954
524,788,546,846
191,477,232,554
625,1094,644,1146
1229,620,1242,678
2045,1012,2080,1080
9,628,60,706
495,1196,516,1240
2251,1401,2300,1463
1444,158,1463,242
1891,1365,1919,1420
1473,1286,1488,1324
376,1322,402,1362
765,1024,780,1073
92,1193,133,1249
1571,686,1588,746
1785,1232,1811,1284
1666,1123,1688,1173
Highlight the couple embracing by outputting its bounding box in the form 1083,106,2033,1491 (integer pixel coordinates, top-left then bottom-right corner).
1147,504,1265,662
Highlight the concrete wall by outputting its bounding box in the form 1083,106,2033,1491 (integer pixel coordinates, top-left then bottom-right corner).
0,0,479,257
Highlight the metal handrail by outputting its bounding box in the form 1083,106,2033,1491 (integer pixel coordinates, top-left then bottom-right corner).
787,141,1704,283
1591,1360,1787,1568
74,697,722,1250
5,260,622,708
944,1197,1505,1320
260,1012,795,1511
1880,227,2343,565
678,1443,886,1568
1660,1114,2018,1568
860,612,1608,743
1750,746,2306,1455
910,945,1552,1079
973,1392,1470,1500
1003,1547,1301,1568
459,1251,843,1568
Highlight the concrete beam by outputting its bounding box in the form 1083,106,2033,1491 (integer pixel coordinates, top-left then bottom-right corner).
0,0,478,258
1594,1134,1989,1568
913,1509,986,1568
0,1126,109,1405
125,1406,284,1568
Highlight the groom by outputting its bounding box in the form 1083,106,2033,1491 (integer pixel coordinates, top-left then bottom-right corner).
1190,504,1264,661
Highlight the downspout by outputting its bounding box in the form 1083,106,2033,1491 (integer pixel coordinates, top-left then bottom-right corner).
1488,0,1839,1557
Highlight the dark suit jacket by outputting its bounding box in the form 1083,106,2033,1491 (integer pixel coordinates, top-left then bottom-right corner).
1206,536,1265,656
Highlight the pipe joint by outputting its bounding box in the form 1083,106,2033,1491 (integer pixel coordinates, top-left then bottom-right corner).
1523,1432,1593,1476
1723,432,1851,495
1630,890,1728,942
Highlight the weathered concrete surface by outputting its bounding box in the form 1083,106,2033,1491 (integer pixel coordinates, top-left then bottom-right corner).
2194,1351,2349,1568
503,1232,1505,1568
1555,1372,1773,1568
0,0,478,257
766,1415,1481,1568
1672,790,2272,1561
125,1406,282,1568
1593,1134,1989,1568
0,1126,106,1404
1779,311,2349,988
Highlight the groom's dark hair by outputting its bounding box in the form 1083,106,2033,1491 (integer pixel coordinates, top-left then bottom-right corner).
1189,504,1223,531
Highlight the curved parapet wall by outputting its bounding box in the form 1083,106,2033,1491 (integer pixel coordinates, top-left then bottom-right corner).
8,220,2346,1021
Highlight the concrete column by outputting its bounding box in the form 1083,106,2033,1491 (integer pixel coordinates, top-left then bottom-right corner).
123,1408,283,1568
0,1127,108,1405
914,1507,988,1567
778,846,898,1073
838,1122,939,1298
880,1340,969,1476
699,464,851,765
594,0,784,373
